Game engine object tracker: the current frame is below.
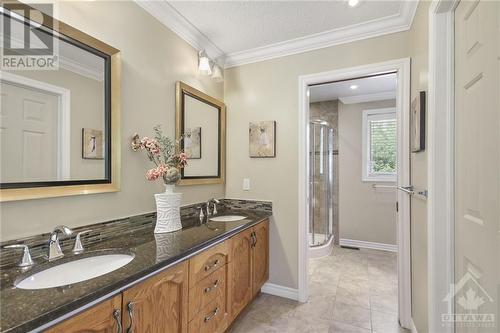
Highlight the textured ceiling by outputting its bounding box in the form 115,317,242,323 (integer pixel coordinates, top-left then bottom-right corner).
167,1,403,54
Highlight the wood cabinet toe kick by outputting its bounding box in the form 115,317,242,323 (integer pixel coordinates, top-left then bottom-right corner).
45,218,269,333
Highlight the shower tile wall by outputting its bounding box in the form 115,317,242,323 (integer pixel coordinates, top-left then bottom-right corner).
310,100,339,244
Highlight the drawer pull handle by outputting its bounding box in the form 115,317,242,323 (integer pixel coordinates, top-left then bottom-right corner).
113,309,122,333
126,302,135,333
251,232,257,248
204,259,220,271
204,307,219,323
204,279,220,293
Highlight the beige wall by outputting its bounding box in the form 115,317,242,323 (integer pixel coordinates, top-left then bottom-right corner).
0,4,431,329
224,31,410,288
338,99,397,245
409,1,430,332
225,3,429,316
0,1,224,241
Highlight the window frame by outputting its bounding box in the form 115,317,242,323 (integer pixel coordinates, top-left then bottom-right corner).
361,107,397,182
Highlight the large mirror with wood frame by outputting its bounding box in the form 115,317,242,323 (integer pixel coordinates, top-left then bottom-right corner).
175,82,225,185
0,2,121,202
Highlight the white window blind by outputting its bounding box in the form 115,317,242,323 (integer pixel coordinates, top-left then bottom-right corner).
362,108,397,182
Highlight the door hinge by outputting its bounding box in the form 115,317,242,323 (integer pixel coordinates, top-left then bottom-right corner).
396,201,399,212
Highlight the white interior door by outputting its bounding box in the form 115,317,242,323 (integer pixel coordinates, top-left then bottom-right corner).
0,81,59,183
454,1,499,331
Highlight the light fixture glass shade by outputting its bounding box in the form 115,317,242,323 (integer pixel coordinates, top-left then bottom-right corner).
198,51,212,75
347,0,360,7
211,64,224,82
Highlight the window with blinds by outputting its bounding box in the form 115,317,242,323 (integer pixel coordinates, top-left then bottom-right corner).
362,108,397,181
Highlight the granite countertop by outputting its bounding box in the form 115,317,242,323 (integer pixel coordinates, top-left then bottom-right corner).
0,209,271,333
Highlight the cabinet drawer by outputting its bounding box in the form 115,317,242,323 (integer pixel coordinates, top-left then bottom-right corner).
188,296,228,333
189,240,230,287
189,265,227,321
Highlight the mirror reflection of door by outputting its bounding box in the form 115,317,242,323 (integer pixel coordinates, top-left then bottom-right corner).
1,81,61,182
454,1,499,329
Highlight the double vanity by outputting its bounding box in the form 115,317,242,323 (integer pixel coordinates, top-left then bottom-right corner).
0,4,270,333
0,201,271,332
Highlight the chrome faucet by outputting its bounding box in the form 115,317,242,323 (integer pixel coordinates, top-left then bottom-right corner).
3,244,34,267
72,230,92,254
48,225,73,261
206,198,220,216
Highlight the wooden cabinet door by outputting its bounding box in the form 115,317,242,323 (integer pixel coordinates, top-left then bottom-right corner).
228,227,253,320
45,295,122,333
122,261,188,333
252,220,269,297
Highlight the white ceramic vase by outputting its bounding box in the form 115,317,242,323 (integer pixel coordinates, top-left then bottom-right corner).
154,184,182,233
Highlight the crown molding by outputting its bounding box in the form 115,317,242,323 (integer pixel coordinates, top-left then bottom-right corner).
134,0,224,61
58,56,104,82
224,0,418,68
0,34,103,81
134,0,418,69
338,90,397,104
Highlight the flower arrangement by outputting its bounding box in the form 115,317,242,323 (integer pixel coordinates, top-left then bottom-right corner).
131,125,188,185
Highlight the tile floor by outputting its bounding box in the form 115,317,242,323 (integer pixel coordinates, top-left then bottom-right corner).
229,246,409,333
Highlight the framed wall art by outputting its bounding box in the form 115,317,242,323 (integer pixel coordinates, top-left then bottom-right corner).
82,128,104,159
249,121,276,158
411,91,426,152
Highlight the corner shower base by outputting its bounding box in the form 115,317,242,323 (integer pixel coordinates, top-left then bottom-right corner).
308,233,334,259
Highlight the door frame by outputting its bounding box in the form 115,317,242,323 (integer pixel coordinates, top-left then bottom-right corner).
0,71,71,180
297,58,412,328
427,1,458,332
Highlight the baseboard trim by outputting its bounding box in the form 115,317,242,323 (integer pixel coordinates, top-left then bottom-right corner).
410,318,418,333
261,283,299,301
339,238,397,252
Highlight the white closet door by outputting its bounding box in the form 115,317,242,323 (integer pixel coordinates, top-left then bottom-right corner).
454,1,499,332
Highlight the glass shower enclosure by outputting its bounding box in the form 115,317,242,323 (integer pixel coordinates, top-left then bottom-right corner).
309,120,335,248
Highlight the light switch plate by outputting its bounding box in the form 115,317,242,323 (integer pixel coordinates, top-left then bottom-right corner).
243,178,251,191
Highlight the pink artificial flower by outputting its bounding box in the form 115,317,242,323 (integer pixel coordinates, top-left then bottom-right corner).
179,152,188,162
145,164,170,181
156,164,169,176
145,168,159,181
140,137,160,155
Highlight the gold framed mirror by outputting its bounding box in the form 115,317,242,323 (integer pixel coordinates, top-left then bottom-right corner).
0,2,121,202
175,82,225,185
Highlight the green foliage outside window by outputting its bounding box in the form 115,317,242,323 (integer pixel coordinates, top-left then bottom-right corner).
370,119,396,174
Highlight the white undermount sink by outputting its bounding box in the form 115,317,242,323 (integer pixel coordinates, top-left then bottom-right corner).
209,215,247,222
15,253,134,290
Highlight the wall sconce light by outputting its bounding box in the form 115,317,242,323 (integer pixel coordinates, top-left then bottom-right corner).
198,50,212,75
211,64,224,82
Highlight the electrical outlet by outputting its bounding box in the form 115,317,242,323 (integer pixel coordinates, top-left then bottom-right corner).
243,178,251,191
